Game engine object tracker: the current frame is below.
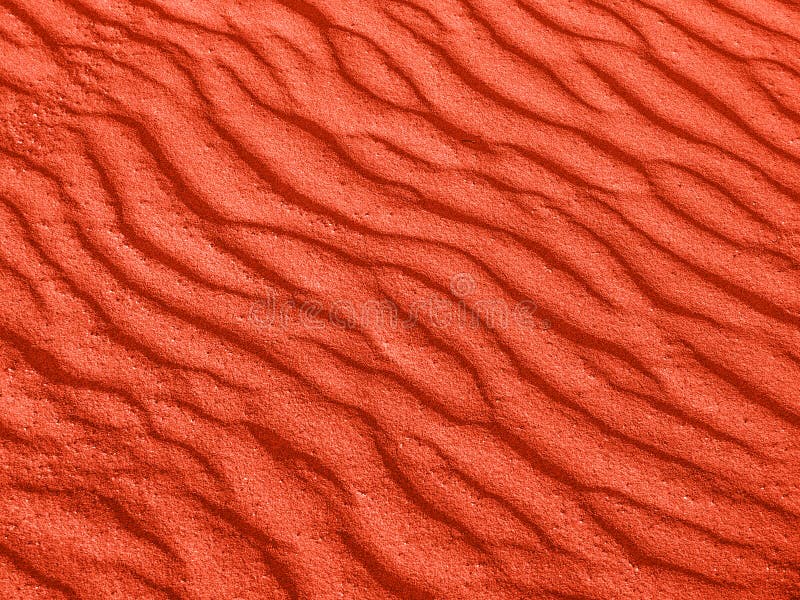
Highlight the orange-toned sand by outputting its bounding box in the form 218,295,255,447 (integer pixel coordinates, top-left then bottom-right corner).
1,0,800,598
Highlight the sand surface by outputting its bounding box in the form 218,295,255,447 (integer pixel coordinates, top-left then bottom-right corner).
1,0,800,598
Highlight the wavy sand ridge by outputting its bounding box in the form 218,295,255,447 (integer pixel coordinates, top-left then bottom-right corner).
1,0,800,598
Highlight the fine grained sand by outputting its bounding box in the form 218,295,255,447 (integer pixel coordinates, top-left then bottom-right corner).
1,0,800,598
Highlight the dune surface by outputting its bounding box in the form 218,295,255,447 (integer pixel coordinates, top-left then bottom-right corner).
1,0,800,598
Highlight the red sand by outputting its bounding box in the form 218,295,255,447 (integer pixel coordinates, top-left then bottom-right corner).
1,0,800,598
